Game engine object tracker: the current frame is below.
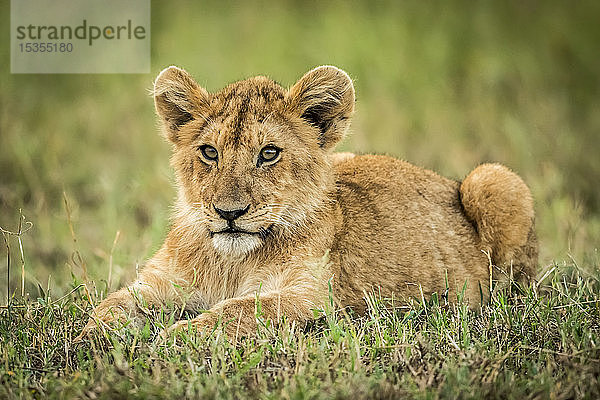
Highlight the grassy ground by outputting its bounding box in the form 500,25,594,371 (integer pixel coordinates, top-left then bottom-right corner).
1,0,600,398
2,263,600,399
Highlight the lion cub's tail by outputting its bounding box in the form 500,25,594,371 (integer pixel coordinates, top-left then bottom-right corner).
460,163,538,283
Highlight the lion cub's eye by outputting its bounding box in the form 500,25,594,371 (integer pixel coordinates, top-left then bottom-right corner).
199,145,218,162
258,146,281,166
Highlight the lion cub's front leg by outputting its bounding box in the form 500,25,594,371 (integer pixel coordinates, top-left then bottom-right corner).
166,291,319,338
165,266,330,339
77,287,140,339
76,267,187,340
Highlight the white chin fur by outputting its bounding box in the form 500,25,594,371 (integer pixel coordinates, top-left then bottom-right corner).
211,233,262,258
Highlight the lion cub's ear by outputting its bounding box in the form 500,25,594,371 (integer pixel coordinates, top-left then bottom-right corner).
153,66,210,143
287,66,355,150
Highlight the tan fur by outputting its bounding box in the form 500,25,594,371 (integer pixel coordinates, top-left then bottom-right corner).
77,66,538,340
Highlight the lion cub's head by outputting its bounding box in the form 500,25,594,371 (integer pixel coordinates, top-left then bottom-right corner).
153,66,355,257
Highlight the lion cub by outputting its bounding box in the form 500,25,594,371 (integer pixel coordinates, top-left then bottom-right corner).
79,66,537,338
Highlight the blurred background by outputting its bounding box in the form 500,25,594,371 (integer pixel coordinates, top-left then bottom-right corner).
0,0,599,297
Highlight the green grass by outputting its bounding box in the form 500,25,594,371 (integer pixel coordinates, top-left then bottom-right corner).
1,0,600,398
1,261,600,399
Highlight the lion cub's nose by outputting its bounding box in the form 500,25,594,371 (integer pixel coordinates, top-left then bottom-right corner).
214,205,250,221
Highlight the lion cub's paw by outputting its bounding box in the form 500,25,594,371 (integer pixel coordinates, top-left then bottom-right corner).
159,312,220,341
74,314,120,342
74,298,135,342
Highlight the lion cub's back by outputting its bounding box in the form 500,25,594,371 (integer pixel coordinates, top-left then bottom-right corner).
331,155,489,308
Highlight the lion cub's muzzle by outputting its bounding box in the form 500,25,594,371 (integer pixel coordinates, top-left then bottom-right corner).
213,204,250,222
210,204,267,237
209,203,271,257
